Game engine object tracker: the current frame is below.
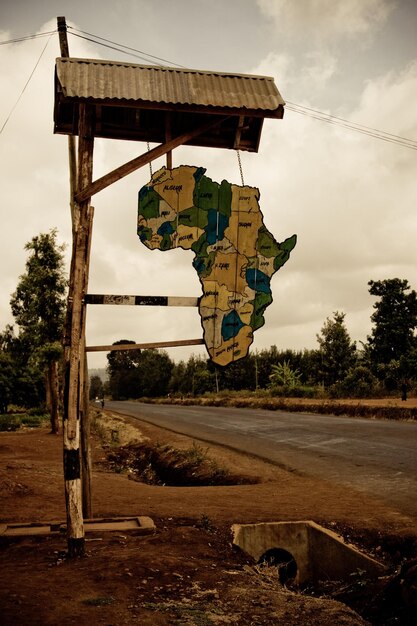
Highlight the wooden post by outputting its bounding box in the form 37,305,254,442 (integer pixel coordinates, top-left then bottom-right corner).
63,102,94,557
58,16,94,550
80,207,94,519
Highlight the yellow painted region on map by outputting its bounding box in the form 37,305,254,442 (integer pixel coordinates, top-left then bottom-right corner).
200,281,232,311
208,325,253,367
226,187,262,257
256,254,276,276
206,237,236,256
153,166,197,213
158,199,177,222
205,251,248,294
236,301,254,326
231,185,260,213
173,224,204,250
227,288,254,312
150,167,172,188
199,305,224,350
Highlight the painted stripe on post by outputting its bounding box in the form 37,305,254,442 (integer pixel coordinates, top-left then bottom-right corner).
64,448,81,481
85,294,199,307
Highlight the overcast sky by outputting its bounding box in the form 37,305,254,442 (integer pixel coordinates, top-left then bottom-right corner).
1,0,416,370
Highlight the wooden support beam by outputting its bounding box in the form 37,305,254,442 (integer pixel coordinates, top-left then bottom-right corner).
86,338,204,352
75,116,230,202
63,100,94,558
85,294,199,307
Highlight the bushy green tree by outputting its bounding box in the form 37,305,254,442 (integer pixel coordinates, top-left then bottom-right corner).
135,349,173,397
107,340,142,400
367,279,417,383
337,365,380,398
89,375,104,400
9,231,67,431
0,326,44,411
316,312,357,387
107,342,173,399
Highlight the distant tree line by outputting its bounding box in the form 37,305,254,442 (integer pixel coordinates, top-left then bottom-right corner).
1,230,416,413
105,278,417,400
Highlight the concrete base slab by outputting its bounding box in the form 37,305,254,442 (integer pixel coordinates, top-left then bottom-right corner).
232,520,386,585
0,516,155,537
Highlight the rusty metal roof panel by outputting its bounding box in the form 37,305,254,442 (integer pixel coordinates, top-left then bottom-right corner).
55,57,285,113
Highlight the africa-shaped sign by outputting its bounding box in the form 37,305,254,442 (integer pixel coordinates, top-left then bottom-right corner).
138,166,296,366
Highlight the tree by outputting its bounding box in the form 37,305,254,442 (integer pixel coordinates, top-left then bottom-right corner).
367,279,417,378
107,342,174,399
10,230,67,432
316,312,357,387
107,340,142,400
134,349,173,397
89,375,104,400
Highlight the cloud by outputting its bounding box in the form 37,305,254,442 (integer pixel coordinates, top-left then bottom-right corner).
245,50,417,352
256,0,393,43
1,9,415,370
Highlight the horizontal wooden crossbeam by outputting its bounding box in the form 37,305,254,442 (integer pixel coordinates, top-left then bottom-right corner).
85,294,199,307
85,338,204,352
75,116,230,202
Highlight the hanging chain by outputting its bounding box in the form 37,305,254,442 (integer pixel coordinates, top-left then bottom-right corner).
147,142,153,178
237,149,245,186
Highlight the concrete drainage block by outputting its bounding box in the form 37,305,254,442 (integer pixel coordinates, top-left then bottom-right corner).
232,520,385,585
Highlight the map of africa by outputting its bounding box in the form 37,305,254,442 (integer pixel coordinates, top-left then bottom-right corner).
137,165,296,366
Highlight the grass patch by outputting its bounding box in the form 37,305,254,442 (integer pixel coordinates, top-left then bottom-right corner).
149,394,417,421
106,441,258,487
0,412,49,431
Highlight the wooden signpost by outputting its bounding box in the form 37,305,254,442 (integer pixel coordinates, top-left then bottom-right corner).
56,16,285,555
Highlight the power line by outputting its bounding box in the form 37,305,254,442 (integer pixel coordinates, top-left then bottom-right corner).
67,26,187,68
286,102,417,150
286,100,417,146
67,27,416,150
1,25,416,151
0,35,53,136
0,31,56,45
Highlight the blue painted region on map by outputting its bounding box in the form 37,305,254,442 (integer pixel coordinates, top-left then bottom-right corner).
221,310,245,341
193,257,205,274
157,221,175,236
139,186,151,201
193,167,206,182
246,268,271,294
205,209,229,245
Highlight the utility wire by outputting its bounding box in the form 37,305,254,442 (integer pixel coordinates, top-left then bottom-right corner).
66,27,416,150
0,31,56,45
286,100,417,146
68,26,187,68
0,34,53,136
1,26,416,150
286,102,417,149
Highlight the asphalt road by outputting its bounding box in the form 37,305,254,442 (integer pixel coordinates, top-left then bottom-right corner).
106,401,417,519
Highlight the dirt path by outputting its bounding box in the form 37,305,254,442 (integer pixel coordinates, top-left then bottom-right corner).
1,411,416,625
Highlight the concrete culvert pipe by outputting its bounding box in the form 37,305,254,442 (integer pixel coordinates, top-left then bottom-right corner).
258,548,297,585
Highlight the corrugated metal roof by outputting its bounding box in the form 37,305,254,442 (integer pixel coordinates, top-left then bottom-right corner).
56,57,285,113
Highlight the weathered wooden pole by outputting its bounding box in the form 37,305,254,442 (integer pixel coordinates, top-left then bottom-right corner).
59,15,95,554
63,102,94,557
80,207,94,519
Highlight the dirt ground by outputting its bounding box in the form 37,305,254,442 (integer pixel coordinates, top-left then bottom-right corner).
1,407,416,625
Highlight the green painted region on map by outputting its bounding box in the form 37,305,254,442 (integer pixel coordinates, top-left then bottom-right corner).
138,165,296,367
